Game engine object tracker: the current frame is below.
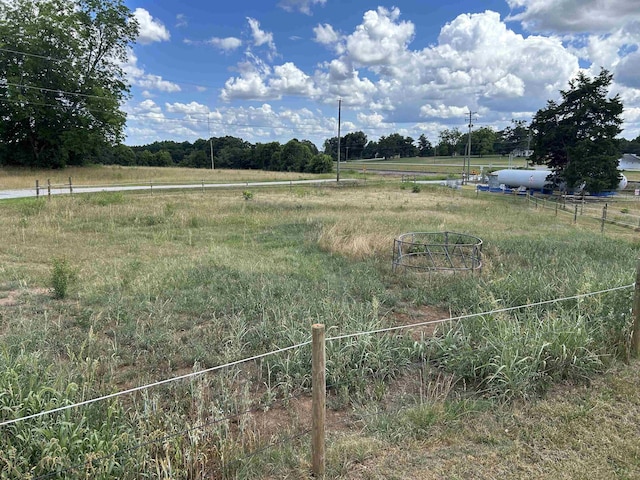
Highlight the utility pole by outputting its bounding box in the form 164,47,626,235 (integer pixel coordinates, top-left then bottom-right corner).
337,99,342,182
208,113,214,170
465,111,476,185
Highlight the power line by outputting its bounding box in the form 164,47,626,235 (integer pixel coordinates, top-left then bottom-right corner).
0,46,230,92
2,67,438,139
4,81,122,102
0,47,67,62
0,47,456,136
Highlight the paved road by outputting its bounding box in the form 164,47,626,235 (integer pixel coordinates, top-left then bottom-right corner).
0,178,358,201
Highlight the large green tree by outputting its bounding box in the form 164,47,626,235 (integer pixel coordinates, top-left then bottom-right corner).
323,131,367,161
0,0,138,168
495,120,531,156
417,134,433,157
342,131,367,160
530,69,623,193
437,128,463,156
280,138,313,171
377,133,418,158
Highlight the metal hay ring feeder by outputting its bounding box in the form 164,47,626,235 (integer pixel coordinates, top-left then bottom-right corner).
392,231,483,273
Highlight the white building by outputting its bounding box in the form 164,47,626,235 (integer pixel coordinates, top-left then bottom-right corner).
619,154,640,171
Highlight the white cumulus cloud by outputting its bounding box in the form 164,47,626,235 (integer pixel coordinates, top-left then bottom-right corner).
247,17,276,51
506,0,640,33
270,62,319,96
134,8,170,44
221,70,273,101
420,104,470,119
207,37,243,52
166,102,210,116
345,7,414,66
137,99,162,113
313,23,341,46
122,50,181,93
136,75,181,93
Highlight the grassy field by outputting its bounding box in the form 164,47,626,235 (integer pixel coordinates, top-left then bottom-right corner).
1,167,639,478
343,155,520,177
0,164,330,190
344,156,640,183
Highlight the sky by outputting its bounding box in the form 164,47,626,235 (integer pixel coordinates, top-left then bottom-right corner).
121,0,640,150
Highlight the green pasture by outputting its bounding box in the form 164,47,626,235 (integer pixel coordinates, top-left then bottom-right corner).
344,155,526,173
345,156,640,184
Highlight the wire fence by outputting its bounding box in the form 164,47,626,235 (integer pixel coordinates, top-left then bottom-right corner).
1,281,637,478
31,389,311,480
522,192,640,231
27,177,359,201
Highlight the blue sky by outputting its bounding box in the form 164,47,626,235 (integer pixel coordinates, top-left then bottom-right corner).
122,0,640,149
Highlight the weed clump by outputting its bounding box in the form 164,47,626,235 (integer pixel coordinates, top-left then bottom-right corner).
50,258,77,299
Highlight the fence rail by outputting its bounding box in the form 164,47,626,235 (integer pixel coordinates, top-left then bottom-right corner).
523,193,640,231
24,177,360,200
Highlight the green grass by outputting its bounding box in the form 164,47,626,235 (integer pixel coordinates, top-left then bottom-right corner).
0,167,638,478
346,155,524,176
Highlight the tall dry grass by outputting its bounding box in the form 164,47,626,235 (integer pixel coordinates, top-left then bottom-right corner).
0,164,328,190
318,221,395,259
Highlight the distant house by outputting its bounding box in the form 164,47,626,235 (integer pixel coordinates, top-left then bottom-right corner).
619,153,640,171
512,148,533,157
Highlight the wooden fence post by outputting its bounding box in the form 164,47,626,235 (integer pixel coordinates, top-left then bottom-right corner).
35,180,40,198
69,177,73,195
47,179,51,199
574,204,578,224
312,323,326,478
601,205,607,233
631,260,640,357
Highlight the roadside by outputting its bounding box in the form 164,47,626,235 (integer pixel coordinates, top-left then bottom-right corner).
0,178,358,200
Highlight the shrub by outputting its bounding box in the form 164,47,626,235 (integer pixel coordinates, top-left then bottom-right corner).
50,258,77,299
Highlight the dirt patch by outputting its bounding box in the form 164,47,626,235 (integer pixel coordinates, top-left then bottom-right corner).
0,287,50,306
390,303,452,340
250,394,352,440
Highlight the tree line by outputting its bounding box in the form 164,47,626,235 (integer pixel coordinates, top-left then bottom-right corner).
119,122,538,171
98,137,333,173
322,121,536,161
